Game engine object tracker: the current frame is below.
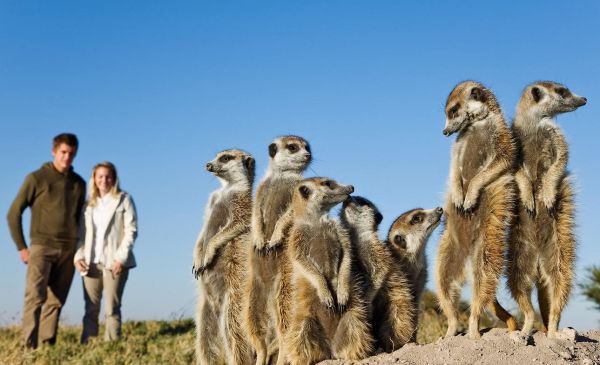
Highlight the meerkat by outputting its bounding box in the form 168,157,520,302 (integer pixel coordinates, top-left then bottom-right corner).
244,136,312,365
340,196,415,351
435,81,518,339
192,149,255,365
387,207,442,336
508,81,586,338
284,178,374,364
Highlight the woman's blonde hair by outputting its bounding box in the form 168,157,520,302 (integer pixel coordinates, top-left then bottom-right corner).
88,161,121,206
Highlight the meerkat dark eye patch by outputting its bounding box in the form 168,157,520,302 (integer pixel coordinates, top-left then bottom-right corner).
299,185,311,200
555,87,571,98
219,154,233,163
287,144,299,153
470,87,487,102
322,180,335,189
393,234,407,249
448,103,461,119
531,87,542,103
410,214,423,225
269,143,277,158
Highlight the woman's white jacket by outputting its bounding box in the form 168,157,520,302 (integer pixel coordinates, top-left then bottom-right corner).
74,192,138,271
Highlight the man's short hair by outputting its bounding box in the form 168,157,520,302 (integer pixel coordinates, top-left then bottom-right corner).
53,133,79,150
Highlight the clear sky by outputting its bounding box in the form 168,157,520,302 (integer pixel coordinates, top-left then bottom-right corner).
1,1,599,330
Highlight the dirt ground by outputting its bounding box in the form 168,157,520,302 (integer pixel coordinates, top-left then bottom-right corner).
319,328,600,365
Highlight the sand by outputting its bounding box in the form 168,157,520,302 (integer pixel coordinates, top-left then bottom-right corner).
319,328,600,365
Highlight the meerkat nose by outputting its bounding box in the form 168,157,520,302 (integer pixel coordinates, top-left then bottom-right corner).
582,97,587,104
348,185,355,194
436,207,444,214
443,129,450,136
206,162,214,172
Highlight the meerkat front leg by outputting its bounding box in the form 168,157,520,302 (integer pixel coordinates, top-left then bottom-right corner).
266,208,294,251
515,168,535,216
199,222,248,274
252,187,267,251
449,147,465,212
192,234,206,279
292,253,335,309
539,129,568,216
335,228,352,313
463,158,509,212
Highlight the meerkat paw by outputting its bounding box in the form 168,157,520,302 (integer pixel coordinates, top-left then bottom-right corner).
318,288,335,310
192,261,205,279
336,289,349,313
540,189,557,217
253,235,268,253
520,192,536,217
462,189,479,214
451,190,464,212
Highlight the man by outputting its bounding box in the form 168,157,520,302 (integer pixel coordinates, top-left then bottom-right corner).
7,133,86,349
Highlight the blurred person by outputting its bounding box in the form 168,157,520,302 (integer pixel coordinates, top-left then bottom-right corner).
7,133,86,349
74,161,138,343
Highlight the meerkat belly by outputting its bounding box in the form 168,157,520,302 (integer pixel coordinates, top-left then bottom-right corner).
526,129,555,192
307,230,342,285
460,131,491,190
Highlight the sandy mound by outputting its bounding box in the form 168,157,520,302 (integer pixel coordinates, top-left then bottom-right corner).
320,328,600,365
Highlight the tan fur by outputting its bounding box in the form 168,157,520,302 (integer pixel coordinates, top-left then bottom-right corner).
508,81,586,337
436,81,517,339
387,207,442,340
340,196,415,351
193,149,255,365
244,136,311,365
284,178,374,364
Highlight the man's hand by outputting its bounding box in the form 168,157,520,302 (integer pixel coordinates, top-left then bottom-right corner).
19,248,29,264
111,261,124,276
75,259,89,273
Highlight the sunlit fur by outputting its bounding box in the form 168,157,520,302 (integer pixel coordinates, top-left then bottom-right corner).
340,196,414,351
436,81,517,339
245,136,311,365
284,178,374,364
508,81,586,338
193,149,255,365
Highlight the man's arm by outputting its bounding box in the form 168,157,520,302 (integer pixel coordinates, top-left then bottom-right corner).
7,174,36,254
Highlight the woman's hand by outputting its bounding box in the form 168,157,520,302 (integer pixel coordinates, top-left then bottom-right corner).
75,260,89,273
111,261,124,276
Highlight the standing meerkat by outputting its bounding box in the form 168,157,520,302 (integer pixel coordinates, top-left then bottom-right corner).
192,149,255,365
436,81,517,339
340,196,415,351
508,81,586,338
387,207,443,338
244,136,312,365
285,178,374,364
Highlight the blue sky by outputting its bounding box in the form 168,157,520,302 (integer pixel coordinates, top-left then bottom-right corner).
1,1,599,330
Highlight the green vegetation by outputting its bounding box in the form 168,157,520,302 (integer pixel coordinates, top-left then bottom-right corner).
580,265,600,312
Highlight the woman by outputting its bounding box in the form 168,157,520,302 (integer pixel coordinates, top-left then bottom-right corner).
74,161,138,343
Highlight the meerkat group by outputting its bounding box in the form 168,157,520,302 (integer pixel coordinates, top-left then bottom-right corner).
192,80,586,364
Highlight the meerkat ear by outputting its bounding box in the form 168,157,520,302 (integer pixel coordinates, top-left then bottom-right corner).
298,185,311,200
470,87,487,102
268,143,277,158
531,87,542,103
393,234,407,249
375,212,383,226
243,156,255,172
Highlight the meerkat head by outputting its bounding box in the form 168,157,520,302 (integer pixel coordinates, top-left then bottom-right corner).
268,135,312,173
206,149,255,186
293,177,354,216
517,81,587,120
340,196,383,234
387,207,443,258
443,81,501,137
